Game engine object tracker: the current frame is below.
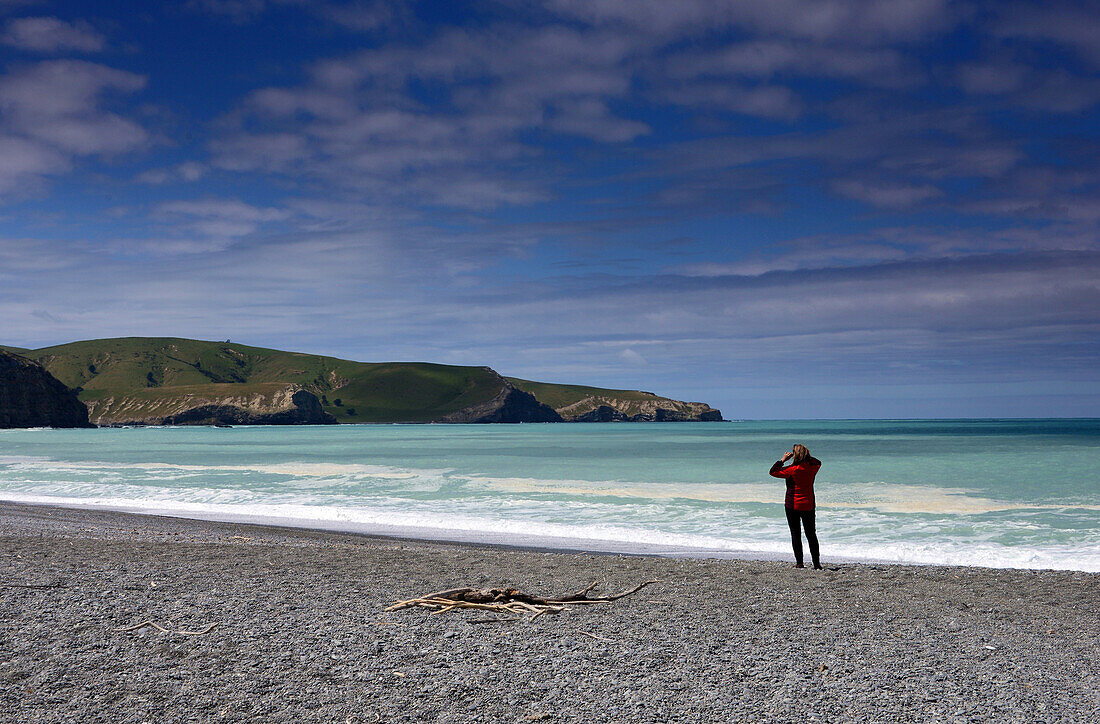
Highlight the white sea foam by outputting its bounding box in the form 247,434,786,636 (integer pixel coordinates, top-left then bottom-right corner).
0,456,441,480
470,475,1100,514
4,456,1095,515
1,491,1097,572
2,427,1098,573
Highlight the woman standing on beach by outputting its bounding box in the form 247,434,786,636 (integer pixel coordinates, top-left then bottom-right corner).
770,444,823,569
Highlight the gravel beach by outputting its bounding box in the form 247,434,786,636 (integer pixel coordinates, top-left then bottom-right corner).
1,502,1097,723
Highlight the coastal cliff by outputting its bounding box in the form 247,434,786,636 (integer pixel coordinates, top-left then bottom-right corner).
0,350,93,428
435,370,562,423
560,398,722,422
9,337,722,425
506,379,723,422
84,384,335,426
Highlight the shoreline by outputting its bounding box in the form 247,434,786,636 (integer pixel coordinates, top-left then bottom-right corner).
0,497,801,564
3,502,1099,722
3,420,1097,574
2,495,1093,572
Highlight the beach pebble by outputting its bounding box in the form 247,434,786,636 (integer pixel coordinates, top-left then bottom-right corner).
0,502,1096,724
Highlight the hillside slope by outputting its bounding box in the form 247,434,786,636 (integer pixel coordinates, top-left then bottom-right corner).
507,378,722,421
15,338,720,425
0,350,93,428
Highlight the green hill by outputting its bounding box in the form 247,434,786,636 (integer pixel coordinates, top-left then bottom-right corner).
507,378,721,421
507,379,666,410
12,337,721,425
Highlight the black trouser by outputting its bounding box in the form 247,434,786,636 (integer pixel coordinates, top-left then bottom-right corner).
785,507,820,568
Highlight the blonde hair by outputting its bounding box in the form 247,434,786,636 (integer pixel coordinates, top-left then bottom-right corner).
791,444,811,464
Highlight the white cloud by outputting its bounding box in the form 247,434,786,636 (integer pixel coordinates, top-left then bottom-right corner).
209,23,646,207
196,0,1089,225
6,229,1098,413
0,60,147,192
2,16,105,52
0,60,144,119
186,0,280,21
0,134,66,192
158,198,289,224
322,0,401,31
543,0,954,44
137,161,209,185
832,179,943,208
660,81,802,119
545,98,650,142
995,1,1100,68
150,198,292,251
667,40,921,88
956,61,1027,94
189,0,404,31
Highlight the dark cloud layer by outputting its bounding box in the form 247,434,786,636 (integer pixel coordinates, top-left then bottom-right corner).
0,0,1098,416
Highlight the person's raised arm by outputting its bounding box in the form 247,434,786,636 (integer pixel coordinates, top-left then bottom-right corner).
769,451,795,478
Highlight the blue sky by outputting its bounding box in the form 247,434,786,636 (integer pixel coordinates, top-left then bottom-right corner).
1,0,1098,418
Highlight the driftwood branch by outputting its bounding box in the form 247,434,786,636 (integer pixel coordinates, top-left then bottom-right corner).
113,620,218,636
386,580,659,621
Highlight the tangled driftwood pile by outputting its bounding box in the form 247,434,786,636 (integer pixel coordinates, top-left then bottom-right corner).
386,580,659,621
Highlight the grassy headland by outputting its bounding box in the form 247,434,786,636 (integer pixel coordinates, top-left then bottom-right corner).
13,337,721,425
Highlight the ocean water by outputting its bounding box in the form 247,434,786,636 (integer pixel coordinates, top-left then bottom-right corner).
0,420,1097,571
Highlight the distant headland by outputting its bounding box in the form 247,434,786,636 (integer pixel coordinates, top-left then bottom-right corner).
0,338,722,427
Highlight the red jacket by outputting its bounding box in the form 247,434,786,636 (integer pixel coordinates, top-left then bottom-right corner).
769,457,821,511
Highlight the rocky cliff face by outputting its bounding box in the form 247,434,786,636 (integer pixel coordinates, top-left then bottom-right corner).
436,373,562,423
570,404,723,422
160,390,336,425
556,395,722,422
0,350,93,428
86,385,336,426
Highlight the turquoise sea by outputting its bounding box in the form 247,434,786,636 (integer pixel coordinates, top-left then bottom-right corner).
1,420,1097,571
